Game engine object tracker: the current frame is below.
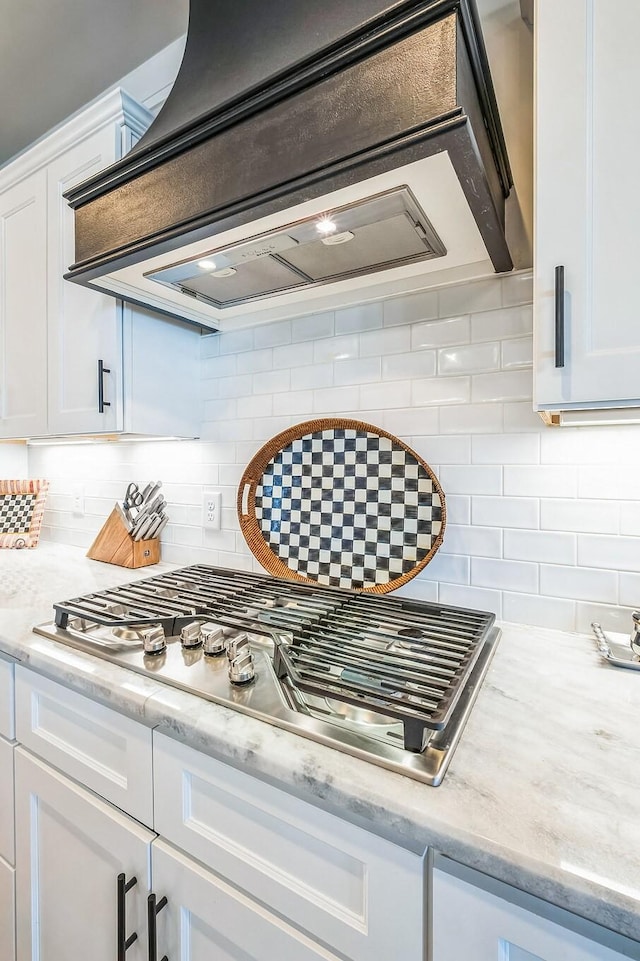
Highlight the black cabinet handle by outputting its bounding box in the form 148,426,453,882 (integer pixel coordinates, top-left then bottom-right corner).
148,892,168,961
554,265,565,369
117,873,138,961
98,359,111,413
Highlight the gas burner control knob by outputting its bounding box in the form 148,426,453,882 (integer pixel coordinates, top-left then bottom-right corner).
225,632,249,660
201,623,226,656
228,649,256,685
225,632,255,684
141,624,166,655
180,621,202,649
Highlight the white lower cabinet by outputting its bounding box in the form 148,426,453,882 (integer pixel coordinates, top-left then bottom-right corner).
152,839,342,961
0,735,15,865
0,854,16,961
432,862,631,961
15,747,154,961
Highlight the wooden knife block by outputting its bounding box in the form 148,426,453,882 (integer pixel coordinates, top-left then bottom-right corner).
87,508,160,569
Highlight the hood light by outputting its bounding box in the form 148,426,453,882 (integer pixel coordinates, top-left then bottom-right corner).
211,267,237,278
321,230,355,247
197,259,216,270
316,217,337,236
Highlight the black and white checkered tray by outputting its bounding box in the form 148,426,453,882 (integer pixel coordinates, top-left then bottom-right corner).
238,419,445,593
0,493,37,534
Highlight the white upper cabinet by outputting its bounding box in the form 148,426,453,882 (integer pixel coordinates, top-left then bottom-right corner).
0,89,201,440
0,170,48,438
535,0,640,412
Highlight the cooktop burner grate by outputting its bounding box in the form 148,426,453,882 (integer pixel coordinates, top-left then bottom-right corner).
272,591,493,751
41,564,500,783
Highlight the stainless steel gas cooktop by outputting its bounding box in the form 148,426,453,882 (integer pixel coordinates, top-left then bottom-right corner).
34,565,500,785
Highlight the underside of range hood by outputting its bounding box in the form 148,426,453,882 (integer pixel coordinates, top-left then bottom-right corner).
64,0,513,330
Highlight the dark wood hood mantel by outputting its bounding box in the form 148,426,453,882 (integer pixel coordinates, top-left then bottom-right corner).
64,0,513,312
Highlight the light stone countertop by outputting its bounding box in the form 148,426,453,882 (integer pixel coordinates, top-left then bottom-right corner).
1,543,639,945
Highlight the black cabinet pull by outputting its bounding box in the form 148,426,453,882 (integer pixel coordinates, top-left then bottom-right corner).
117,873,138,961
554,265,565,369
98,359,111,413
148,892,168,961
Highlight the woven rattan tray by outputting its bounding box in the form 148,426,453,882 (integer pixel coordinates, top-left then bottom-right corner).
237,418,445,593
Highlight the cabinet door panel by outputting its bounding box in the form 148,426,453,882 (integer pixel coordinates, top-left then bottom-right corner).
15,747,154,961
535,0,640,409
0,171,48,438
432,865,629,961
0,855,15,961
0,655,15,740
0,736,15,864
152,839,341,961
47,127,123,434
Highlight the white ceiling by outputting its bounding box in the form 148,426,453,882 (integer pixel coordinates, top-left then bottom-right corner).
0,0,188,166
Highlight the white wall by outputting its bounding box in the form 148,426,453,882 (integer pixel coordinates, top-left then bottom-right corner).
29,272,640,635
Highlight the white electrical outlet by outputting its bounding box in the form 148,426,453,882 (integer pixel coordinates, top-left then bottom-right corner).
72,483,84,517
203,489,222,530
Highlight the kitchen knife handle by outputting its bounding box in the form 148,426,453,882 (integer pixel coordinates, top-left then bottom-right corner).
98,359,111,412
554,265,565,369
147,893,168,961
117,873,138,961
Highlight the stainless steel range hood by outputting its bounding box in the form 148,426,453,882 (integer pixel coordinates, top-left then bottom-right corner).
64,0,513,331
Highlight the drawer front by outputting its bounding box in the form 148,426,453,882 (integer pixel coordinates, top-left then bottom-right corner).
15,667,153,826
0,736,15,864
0,855,15,961
0,655,15,740
154,733,425,961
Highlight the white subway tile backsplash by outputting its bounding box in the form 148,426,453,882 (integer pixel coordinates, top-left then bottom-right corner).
620,572,640,607
382,350,436,381
501,271,533,307
502,592,575,631
473,495,539,530
411,435,471,465
253,319,292,348
439,279,502,318
577,534,640,573
218,328,254,354
503,402,544,432
335,302,383,334
541,498,618,535
313,334,359,364
360,380,410,410
471,305,533,343
412,376,471,407
411,315,470,349
313,385,360,414
504,529,576,565
501,336,533,369
472,557,538,594
33,272,640,634
504,465,577,498
291,362,333,391
421,552,470,585
438,342,500,375
471,433,540,465
441,524,502,558
439,583,502,618
440,403,503,434
291,311,335,342
383,289,438,326
271,342,314,370
253,369,291,395
360,326,411,358
236,348,273,374
539,565,618,604
471,369,532,404
334,357,381,386
439,465,502,496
